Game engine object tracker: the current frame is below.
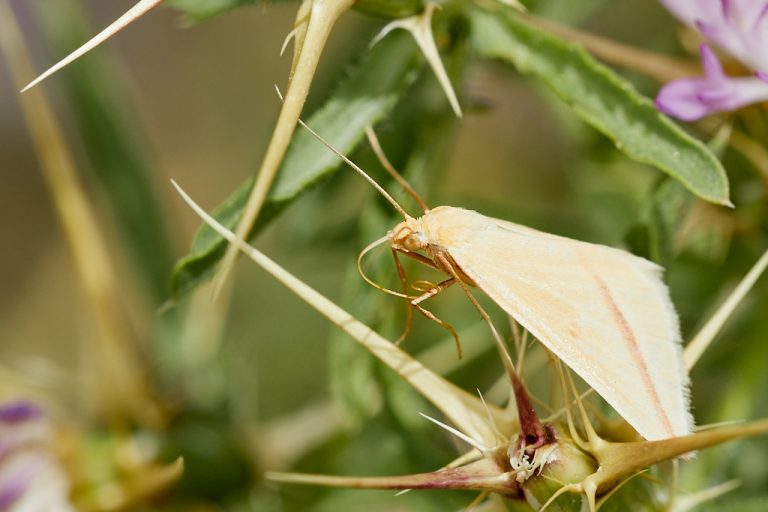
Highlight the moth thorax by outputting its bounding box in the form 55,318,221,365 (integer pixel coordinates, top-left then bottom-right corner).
391,220,427,252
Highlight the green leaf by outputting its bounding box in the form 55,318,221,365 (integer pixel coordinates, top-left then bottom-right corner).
167,0,267,23
170,32,422,297
646,178,695,264
327,30,467,421
469,8,731,206
35,0,175,302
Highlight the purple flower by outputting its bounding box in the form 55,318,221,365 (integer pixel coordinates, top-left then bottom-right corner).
0,403,42,425
657,44,768,120
0,401,73,512
657,0,768,120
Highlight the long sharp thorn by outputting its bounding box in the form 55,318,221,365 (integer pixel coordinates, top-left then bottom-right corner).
22,0,164,92
476,389,505,443
684,246,768,369
419,412,489,453
372,2,462,117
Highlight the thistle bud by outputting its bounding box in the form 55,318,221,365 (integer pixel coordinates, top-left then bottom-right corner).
0,400,74,512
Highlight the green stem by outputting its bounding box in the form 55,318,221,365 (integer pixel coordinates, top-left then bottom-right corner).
213,0,356,295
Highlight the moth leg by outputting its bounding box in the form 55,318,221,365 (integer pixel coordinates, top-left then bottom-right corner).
411,277,456,305
409,278,462,358
434,252,515,374
435,251,552,451
395,247,441,271
392,248,462,356
391,249,413,345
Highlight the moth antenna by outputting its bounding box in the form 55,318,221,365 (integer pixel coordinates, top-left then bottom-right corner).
21,0,163,92
357,236,414,300
274,86,413,219
418,412,491,454
300,117,411,218
364,126,429,213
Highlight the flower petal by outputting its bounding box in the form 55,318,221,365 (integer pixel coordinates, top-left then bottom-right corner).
0,401,73,511
731,0,768,26
0,402,42,425
661,0,768,73
0,403,49,461
0,452,43,509
656,79,717,121
2,454,73,512
700,44,725,80
657,74,768,121
660,0,722,27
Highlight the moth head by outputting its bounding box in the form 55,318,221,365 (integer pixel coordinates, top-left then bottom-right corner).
390,219,427,252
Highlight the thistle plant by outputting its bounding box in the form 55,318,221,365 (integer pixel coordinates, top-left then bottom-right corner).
656,0,768,120
176,181,768,511
2,0,768,511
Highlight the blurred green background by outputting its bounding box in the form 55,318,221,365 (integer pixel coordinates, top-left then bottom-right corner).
1,0,767,510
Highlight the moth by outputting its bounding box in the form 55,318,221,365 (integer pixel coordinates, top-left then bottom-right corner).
303,121,691,442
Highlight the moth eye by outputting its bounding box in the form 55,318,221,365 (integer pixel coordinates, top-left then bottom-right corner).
393,226,411,243
403,234,423,252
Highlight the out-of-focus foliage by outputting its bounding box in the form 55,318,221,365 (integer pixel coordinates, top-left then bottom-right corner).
168,0,267,22
35,0,176,302
169,0,424,22
171,31,423,297
2,0,767,510
470,7,730,205
171,1,731,298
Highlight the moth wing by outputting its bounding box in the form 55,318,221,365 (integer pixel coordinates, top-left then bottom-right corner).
434,208,692,440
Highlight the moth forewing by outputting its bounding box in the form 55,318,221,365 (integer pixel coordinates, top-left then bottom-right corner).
298,121,693,442
419,206,692,441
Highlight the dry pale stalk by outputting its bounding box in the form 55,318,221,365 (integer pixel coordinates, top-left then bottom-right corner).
0,1,159,427
213,0,356,297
